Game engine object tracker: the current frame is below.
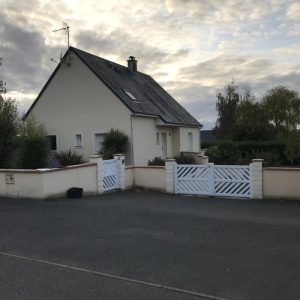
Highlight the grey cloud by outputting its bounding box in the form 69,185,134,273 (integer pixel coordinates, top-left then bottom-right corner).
177,55,274,83
74,30,188,72
0,11,67,108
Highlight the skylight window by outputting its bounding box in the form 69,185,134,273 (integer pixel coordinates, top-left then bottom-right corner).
124,90,136,100
123,89,139,103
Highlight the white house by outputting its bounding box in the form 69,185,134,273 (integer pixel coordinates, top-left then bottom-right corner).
26,47,203,165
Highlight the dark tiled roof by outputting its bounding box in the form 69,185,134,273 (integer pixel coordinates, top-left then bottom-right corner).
71,47,202,127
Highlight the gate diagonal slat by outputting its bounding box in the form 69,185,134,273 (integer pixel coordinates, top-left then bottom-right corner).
181,167,197,178
175,163,252,198
230,168,248,180
103,159,118,191
186,180,208,194
215,167,238,180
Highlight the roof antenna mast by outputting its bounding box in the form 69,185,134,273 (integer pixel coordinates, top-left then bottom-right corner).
51,22,71,66
53,21,70,48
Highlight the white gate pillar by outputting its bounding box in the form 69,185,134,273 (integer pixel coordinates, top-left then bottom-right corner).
165,159,176,194
90,155,104,195
251,159,264,199
114,154,125,190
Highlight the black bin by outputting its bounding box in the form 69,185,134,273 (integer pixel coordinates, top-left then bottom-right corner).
67,187,83,198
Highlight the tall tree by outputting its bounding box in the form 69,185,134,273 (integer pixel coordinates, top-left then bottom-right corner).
262,85,300,137
234,88,275,141
214,79,239,140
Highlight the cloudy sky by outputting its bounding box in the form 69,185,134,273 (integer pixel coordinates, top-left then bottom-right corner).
1,0,299,129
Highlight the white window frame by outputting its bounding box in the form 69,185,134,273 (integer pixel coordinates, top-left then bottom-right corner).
46,133,58,152
74,132,84,148
92,131,106,154
93,133,105,154
188,132,193,151
156,132,160,145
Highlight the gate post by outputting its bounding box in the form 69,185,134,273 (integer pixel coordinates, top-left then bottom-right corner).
165,159,176,194
208,163,215,196
114,154,125,190
90,155,104,195
251,159,264,199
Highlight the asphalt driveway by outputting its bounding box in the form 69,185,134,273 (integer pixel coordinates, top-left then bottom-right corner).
0,191,300,300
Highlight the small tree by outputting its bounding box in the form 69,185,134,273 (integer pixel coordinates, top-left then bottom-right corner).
18,116,50,169
0,97,21,168
99,128,129,159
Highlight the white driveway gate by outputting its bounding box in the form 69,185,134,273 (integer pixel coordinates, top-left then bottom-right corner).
174,163,253,198
103,158,118,191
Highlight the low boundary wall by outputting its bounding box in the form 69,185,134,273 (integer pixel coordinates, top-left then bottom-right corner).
125,166,165,192
0,163,98,199
2,156,300,201
263,168,300,200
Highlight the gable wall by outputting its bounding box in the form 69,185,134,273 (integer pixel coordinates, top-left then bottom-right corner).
29,53,133,163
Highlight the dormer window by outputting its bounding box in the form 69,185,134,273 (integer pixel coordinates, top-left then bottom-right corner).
123,89,140,103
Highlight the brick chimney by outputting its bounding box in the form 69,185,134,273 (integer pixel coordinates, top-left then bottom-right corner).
127,56,137,73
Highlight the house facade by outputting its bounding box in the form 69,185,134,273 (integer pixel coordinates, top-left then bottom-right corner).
26,47,202,165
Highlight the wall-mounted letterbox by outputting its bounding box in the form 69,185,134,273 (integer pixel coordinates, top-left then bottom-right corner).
5,173,14,184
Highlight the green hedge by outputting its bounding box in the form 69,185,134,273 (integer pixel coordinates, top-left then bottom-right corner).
202,140,295,166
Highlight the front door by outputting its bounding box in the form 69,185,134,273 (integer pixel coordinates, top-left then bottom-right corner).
161,133,167,159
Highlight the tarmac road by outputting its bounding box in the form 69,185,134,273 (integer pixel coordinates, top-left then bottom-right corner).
0,191,300,300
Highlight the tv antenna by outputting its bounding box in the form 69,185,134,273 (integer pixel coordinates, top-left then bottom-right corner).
51,22,71,66
53,21,70,48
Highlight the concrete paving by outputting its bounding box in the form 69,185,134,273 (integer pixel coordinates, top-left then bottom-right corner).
0,191,300,300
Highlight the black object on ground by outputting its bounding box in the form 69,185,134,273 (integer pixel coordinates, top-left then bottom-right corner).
67,187,83,198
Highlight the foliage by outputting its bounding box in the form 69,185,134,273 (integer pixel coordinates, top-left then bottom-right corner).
214,79,239,140
262,85,300,136
234,95,275,141
174,153,197,164
147,157,165,166
205,145,221,164
99,128,129,160
205,141,240,165
52,148,86,166
17,116,50,169
285,130,300,165
213,80,300,143
0,97,21,168
203,140,291,165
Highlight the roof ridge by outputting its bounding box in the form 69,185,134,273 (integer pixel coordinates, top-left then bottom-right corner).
70,47,151,77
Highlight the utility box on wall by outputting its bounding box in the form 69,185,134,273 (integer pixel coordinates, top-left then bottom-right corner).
5,173,14,184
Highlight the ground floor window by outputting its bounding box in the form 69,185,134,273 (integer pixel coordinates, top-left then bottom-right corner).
94,133,105,153
46,135,57,151
188,132,193,150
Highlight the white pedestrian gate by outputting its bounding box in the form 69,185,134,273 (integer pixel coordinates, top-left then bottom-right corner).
103,158,118,191
174,163,253,198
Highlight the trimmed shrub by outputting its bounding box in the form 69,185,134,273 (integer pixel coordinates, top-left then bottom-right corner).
18,116,49,169
147,157,165,166
174,153,197,164
52,149,86,166
203,140,290,165
99,128,129,160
